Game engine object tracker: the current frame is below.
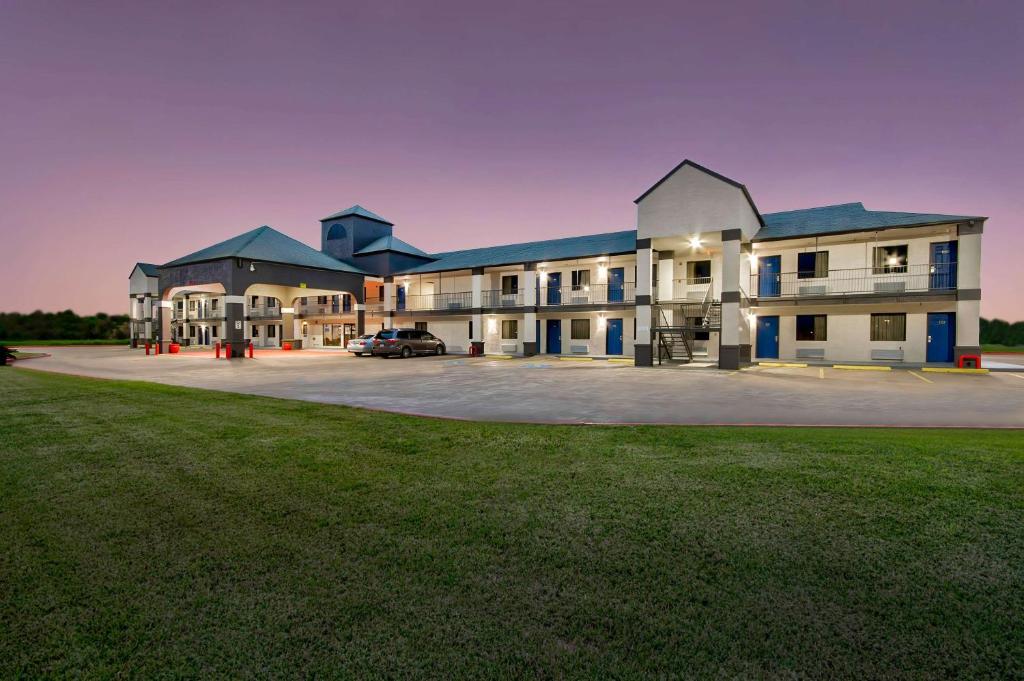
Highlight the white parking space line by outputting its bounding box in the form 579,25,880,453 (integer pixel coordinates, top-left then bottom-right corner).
1009,373,1024,381
908,371,933,384
818,368,825,379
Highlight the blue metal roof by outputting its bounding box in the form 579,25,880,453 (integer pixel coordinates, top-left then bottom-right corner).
756,202,983,241
134,262,159,277
162,226,366,273
396,230,637,274
320,204,393,224
354,235,432,258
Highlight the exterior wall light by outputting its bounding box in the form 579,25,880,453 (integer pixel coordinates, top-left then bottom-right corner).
487,317,497,334
598,315,607,330
748,254,758,267
689,236,702,250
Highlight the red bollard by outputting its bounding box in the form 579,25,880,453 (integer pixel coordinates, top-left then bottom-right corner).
215,342,220,359
155,342,160,356
224,342,231,358
145,342,150,356
248,341,254,359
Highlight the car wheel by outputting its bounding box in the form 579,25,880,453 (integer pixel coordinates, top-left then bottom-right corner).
401,346,412,359
435,345,445,355
354,352,362,357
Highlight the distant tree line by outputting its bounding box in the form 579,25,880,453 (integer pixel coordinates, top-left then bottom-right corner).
0,311,129,341
980,318,1024,347
0,310,1021,346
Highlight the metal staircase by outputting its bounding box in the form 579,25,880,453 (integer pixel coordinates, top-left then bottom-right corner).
652,286,721,364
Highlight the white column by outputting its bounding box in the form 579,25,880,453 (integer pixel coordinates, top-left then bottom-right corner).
142,295,153,341
719,231,742,369
657,252,674,302
955,223,983,358
471,270,483,308
634,239,653,366
522,270,537,307
738,245,752,352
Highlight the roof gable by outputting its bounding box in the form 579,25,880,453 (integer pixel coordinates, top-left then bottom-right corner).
634,159,764,227
396,230,637,275
162,226,366,273
320,204,393,225
756,202,984,241
131,262,159,278
354,235,433,258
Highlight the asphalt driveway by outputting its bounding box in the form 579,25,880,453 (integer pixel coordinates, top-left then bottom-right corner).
12,346,1024,428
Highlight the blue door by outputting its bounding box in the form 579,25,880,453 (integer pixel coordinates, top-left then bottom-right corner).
608,267,624,302
930,241,958,290
759,256,781,297
927,312,955,363
547,272,562,305
756,316,779,359
546,319,561,354
606,318,623,355
396,286,406,311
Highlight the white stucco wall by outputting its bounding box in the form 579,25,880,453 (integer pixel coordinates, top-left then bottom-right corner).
637,163,762,241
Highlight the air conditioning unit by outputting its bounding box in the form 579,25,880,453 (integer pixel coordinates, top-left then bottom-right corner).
874,281,906,293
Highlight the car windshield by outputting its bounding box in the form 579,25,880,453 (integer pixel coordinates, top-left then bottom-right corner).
357,335,373,340
374,330,398,339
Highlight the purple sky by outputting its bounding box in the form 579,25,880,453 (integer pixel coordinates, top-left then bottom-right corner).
1,1,1021,319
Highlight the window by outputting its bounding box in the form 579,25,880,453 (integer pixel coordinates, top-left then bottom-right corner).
421,332,435,341
873,245,908,274
211,325,218,338
687,317,710,341
871,313,906,341
268,325,276,338
268,298,277,307
189,325,196,338
796,315,827,341
252,326,259,337
571,319,590,340
571,269,590,289
301,323,308,336
189,300,196,311
501,275,519,295
469,320,473,339
797,252,829,279
414,322,428,331
502,320,518,339
251,296,259,307
686,260,712,280
212,299,219,311
300,297,307,305
317,296,327,305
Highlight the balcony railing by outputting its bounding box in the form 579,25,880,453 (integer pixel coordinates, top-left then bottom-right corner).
403,291,473,311
750,263,957,299
296,302,335,317
172,303,225,321
249,304,283,319
539,282,636,306
364,296,385,313
482,289,524,307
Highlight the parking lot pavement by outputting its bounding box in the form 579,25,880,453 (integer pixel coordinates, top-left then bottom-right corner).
12,347,1024,428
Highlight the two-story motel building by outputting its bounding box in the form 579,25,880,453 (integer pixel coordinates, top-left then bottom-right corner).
129,160,985,368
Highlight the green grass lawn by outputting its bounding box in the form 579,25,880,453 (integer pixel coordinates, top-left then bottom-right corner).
0,339,129,346
983,343,1024,354
1,370,1022,678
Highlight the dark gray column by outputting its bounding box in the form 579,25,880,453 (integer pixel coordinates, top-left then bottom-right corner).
224,295,246,357
356,308,366,335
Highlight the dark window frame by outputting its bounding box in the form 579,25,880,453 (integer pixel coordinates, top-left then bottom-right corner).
870,313,906,341
796,314,827,341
